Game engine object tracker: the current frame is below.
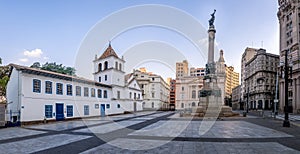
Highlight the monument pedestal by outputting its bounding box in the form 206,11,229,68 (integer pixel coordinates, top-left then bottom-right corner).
199,73,222,117
198,72,237,117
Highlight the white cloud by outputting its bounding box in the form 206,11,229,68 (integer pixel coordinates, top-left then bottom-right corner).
19,58,28,62
16,48,48,66
24,48,43,58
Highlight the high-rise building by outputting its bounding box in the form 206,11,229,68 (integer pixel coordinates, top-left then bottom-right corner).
169,79,176,110
139,67,147,73
244,49,279,110
176,60,189,78
241,47,258,103
225,65,240,98
190,67,206,77
166,77,172,85
232,85,241,110
278,0,300,113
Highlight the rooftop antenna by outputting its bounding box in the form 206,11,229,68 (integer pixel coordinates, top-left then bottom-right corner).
261,41,264,48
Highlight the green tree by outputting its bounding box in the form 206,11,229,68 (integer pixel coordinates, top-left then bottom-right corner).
31,62,76,76
64,66,76,76
30,62,41,68
0,76,9,96
0,63,11,102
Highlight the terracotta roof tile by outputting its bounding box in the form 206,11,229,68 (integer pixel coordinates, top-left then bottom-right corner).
9,63,112,88
99,43,120,60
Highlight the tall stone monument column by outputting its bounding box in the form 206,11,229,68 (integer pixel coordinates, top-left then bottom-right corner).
208,25,216,64
198,10,235,118
206,9,216,75
199,9,222,112
198,9,233,117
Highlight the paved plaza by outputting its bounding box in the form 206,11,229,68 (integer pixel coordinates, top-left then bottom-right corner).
0,111,299,154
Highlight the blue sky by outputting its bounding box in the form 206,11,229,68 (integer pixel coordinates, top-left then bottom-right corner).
0,0,279,80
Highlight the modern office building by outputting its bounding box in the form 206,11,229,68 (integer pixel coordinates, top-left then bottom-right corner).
190,67,206,77
169,79,176,110
225,65,240,98
176,60,189,78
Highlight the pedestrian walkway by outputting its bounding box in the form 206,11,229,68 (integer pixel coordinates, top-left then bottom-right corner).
237,110,300,121
276,114,300,121
0,111,299,154
244,109,300,122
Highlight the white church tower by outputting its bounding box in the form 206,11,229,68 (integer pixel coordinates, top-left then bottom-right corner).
93,42,125,87
93,43,143,113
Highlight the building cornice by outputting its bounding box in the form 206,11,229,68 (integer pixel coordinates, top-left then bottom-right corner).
93,68,125,75
9,63,112,88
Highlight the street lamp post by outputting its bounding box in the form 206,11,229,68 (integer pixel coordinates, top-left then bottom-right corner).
246,86,249,113
282,50,291,127
274,70,279,119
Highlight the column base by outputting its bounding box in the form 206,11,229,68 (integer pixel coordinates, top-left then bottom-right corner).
283,120,290,127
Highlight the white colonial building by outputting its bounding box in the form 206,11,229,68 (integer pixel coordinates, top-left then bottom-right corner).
6,43,143,124
175,76,204,110
128,69,170,110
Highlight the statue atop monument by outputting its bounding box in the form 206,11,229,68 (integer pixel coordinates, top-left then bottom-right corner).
209,9,216,27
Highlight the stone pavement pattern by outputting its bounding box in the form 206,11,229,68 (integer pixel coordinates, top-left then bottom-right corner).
0,111,299,154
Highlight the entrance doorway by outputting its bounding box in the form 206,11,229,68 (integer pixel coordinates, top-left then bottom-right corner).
100,104,105,117
265,100,269,110
133,102,137,112
56,103,64,121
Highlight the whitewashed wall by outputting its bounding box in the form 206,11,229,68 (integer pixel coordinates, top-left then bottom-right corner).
6,68,22,121
18,73,114,121
94,56,125,87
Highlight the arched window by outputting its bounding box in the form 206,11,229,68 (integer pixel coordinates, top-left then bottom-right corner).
192,102,196,107
98,63,102,72
192,90,196,98
104,61,108,70
119,63,122,71
115,61,118,70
